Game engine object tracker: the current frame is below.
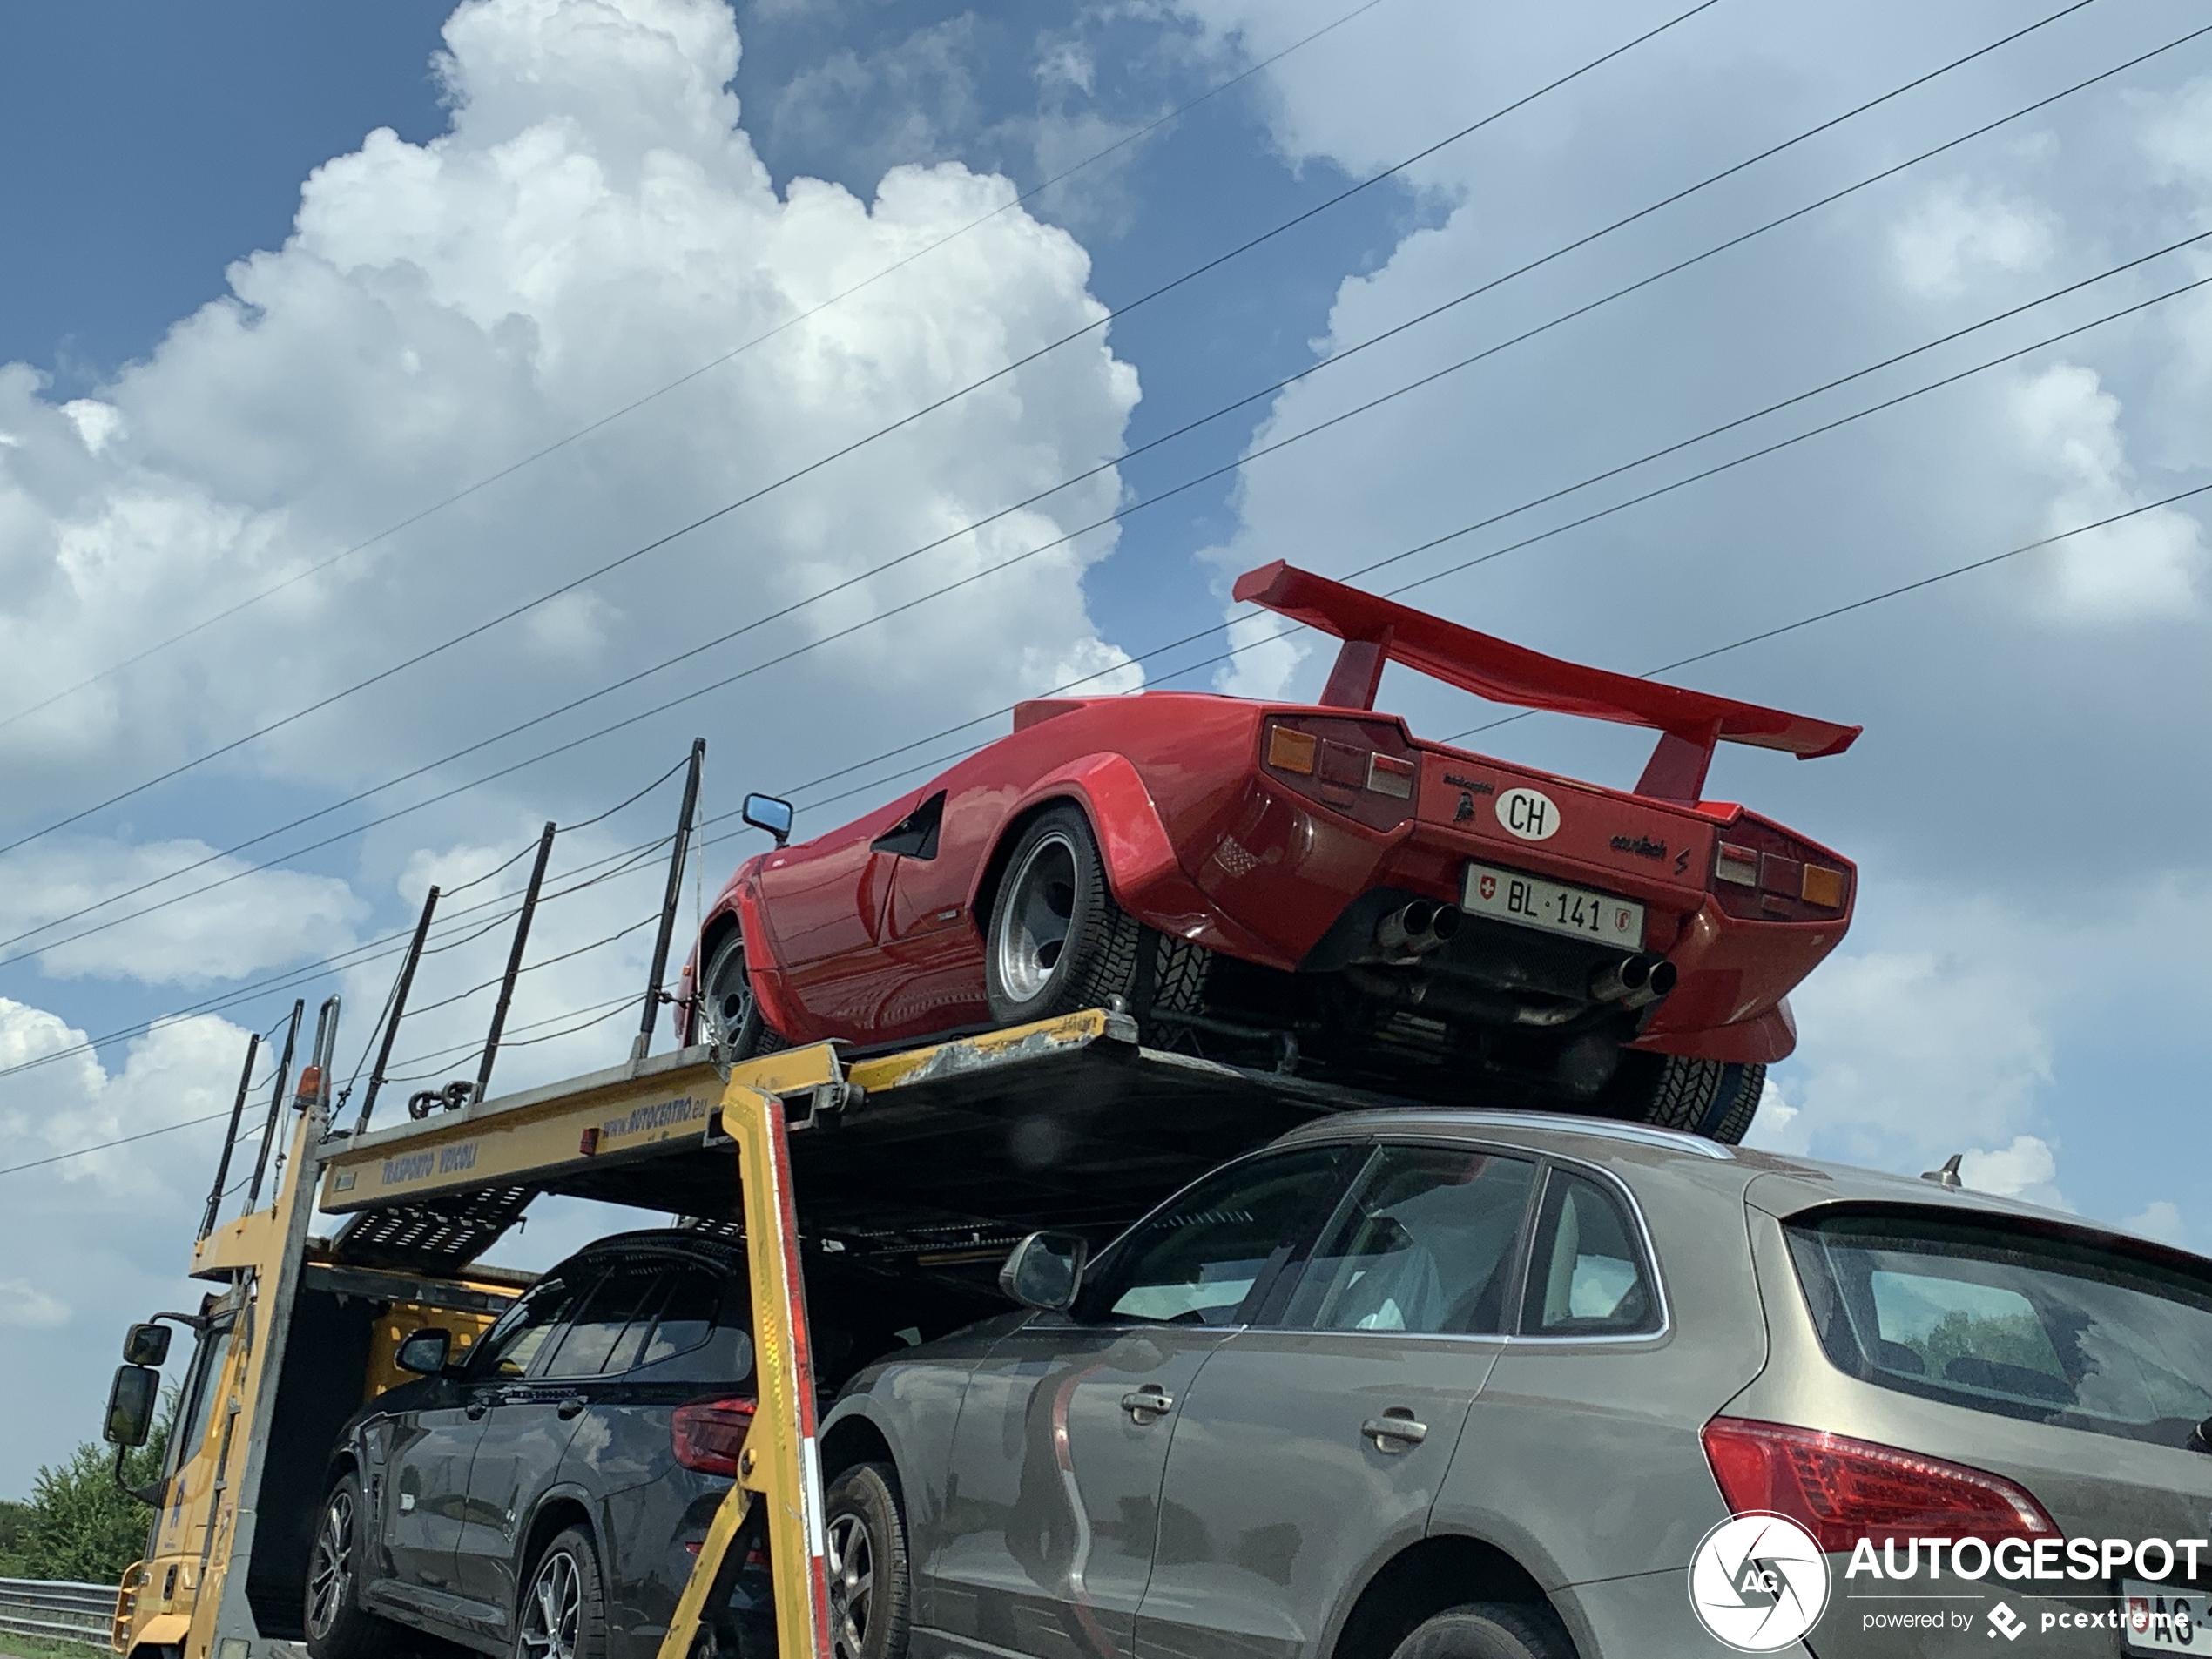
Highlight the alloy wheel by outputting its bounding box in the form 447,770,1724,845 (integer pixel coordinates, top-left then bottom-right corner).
305,1488,354,1639
518,1548,583,1659
705,934,756,1048
825,1512,875,1659
994,832,1078,1003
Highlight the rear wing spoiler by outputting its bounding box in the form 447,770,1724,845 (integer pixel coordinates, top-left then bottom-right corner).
1232,561,1860,802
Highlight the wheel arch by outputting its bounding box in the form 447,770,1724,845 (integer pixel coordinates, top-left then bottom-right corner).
968,754,1184,935
1325,1534,1577,1659
515,1486,602,1594
819,1410,900,1492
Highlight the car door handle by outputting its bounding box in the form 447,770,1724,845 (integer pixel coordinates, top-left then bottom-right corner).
465,1399,492,1420
1121,1388,1174,1422
556,1395,585,1420
1362,1413,1428,1451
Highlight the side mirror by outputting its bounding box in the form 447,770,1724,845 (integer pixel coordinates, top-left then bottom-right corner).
999,1231,1088,1312
123,1322,172,1367
741,793,795,847
105,1364,160,1448
395,1328,453,1376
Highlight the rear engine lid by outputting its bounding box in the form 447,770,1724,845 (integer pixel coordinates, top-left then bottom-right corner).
1413,748,1716,898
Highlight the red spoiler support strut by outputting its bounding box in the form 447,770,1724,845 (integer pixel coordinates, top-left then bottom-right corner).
1232,562,1860,802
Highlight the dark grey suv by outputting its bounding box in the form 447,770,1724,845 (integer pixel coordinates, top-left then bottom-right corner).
302,1229,995,1659
815,1109,2212,1659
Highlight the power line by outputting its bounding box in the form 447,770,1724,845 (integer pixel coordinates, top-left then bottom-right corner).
0,0,1727,861
0,3,2148,972
0,0,1397,739
0,791,689,1087
8,88,2202,990
10,474,2198,1151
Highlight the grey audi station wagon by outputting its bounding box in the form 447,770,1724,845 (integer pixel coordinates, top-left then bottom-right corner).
816,1109,2212,1659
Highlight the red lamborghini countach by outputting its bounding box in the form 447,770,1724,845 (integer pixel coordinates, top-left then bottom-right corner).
678,563,1858,1140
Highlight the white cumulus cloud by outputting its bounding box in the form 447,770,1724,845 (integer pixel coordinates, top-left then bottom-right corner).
0,1279,69,1328
2007,362,2207,623
1889,180,2056,298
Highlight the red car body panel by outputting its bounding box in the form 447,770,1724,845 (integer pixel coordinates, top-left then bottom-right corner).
685,565,1858,1079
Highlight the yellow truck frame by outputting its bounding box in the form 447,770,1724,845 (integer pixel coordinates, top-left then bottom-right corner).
108,1002,1332,1659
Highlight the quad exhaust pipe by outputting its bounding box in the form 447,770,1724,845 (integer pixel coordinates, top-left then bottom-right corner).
1374,900,1462,957
1588,952,1676,1009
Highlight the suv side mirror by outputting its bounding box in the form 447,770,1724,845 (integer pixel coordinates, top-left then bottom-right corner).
105,1364,160,1448
395,1328,453,1375
741,793,795,847
1000,1231,1088,1312
123,1322,172,1367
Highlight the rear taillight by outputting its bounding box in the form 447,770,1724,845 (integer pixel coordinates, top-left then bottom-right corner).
672,1396,757,1477
1262,716,1420,829
1702,1417,2056,1551
1707,817,1852,921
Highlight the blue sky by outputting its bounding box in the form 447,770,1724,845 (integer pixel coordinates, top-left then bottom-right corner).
1,0,2208,1490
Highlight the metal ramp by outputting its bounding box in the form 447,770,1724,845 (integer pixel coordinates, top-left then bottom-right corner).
316,1007,1399,1274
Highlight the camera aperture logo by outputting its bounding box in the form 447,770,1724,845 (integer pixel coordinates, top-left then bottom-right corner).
1688,1513,1831,1651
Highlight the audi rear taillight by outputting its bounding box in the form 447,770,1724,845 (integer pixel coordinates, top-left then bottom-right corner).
1262,716,1420,829
672,1396,757,1477
1702,1417,2056,1551
1706,816,1852,921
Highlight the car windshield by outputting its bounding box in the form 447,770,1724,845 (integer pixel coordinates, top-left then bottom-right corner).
1788,1209,2212,1449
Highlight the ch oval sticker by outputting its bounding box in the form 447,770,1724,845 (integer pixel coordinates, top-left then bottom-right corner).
1496,787,1561,841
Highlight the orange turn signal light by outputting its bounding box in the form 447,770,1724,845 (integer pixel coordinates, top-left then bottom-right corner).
1266,725,1318,775
1801,864,1848,908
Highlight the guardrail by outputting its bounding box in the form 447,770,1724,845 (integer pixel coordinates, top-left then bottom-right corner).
0,1575,115,1647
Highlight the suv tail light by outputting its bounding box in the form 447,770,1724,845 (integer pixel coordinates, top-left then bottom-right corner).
672,1395,757,1477
1705,815,1852,921
1263,717,1420,830
1702,1417,2056,1550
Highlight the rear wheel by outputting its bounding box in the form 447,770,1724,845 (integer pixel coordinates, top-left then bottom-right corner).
823,1463,910,1659
984,805,1208,1028
1608,1052,1765,1143
701,925,785,1060
516,1525,607,1659
1386,1603,1575,1659
303,1474,395,1659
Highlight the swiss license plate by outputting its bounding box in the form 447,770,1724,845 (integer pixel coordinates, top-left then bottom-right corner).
1462,862,1644,948
2123,1581,2209,1653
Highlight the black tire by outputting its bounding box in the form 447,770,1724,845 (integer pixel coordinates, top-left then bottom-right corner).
302,1473,396,1659
823,1463,910,1659
1387,1602,1575,1659
1708,1061,1766,1145
984,805,1209,1027
700,926,785,1060
515,1524,609,1659
1604,1052,1762,1143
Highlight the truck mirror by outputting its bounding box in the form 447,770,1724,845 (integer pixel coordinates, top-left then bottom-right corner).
105,1364,160,1448
122,1322,172,1368
741,793,795,847
395,1328,453,1375
999,1231,1088,1312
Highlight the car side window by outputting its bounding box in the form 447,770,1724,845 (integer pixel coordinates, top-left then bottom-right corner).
631,1265,754,1382
1520,1169,1658,1337
1081,1145,1362,1327
540,1258,666,1378
471,1272,585,1379
1286,1144,1536,1334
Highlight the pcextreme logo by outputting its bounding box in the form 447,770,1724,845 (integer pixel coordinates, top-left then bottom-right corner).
1687,1513,1831,1651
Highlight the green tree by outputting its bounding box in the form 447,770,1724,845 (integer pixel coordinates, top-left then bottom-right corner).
15,1420,170,1586
0,1494,31,1575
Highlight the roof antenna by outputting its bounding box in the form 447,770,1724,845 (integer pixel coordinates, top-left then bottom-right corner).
1919,1153,1964,1190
